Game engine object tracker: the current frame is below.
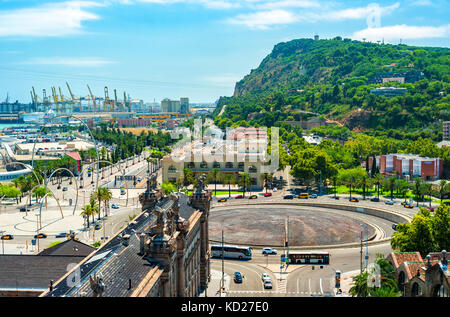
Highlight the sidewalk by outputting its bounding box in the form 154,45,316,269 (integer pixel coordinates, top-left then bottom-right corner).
199,269,230,297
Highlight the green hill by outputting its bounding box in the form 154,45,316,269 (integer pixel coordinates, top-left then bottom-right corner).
215,38,449,138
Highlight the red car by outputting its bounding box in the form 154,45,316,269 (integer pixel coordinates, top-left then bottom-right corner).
264,193,272,197
234,195,244,199
426,207,434,212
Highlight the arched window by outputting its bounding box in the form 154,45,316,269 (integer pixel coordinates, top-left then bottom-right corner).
213,162,221,168
411,283,421,297
187,162,195,169
200,162,208,168
398,271,406,295
238,162,244,169
248,165,257,173
225,162,233,168
434,284,449,297
168,166,177,173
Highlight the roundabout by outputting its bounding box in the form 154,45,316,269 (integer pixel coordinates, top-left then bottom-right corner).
209,203,402,248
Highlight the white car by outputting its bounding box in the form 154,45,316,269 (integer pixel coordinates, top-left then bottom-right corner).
262,248,278,255
385,200,395,205
261,273,271,282
263,280,273,289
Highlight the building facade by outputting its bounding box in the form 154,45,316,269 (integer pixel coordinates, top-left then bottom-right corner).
161,98,181,113
162,128,269,189
369,154,443,180
387,250,449,297
444,121,450,141
41,177,211,297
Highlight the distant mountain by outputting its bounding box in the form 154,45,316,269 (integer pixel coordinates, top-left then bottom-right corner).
233,37,449,96
214,38,449,138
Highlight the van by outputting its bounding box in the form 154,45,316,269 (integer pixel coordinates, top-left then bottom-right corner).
298,193,309,199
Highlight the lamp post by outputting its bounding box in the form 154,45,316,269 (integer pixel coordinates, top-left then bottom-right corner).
0,230,5,255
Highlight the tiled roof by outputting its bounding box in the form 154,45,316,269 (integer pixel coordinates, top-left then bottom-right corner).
38,239,95,257
403,261,426,280
390,252,423,269
44,193,195,297
0,255,86,290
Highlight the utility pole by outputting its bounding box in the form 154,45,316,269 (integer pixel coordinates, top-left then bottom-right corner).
360,230,363,273
35,214,40,253
365,224,369,270
221,229,224,295
0,230,4,255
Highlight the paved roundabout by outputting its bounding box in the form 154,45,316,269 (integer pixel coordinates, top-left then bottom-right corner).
209,203,401,248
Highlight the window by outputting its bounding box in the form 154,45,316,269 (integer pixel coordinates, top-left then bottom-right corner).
225,162,233,168
238,162,244,169
200,162,208,168
411,283,421,297
213,162,221,168
248,165,257,173
187,162,195,169
168,166,177,173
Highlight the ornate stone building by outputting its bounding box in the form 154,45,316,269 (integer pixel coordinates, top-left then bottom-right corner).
387,250,449,297
41,175,211,297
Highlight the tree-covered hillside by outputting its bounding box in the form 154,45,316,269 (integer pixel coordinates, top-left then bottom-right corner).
215,38,449,136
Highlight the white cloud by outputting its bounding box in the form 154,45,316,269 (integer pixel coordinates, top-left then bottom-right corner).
254,0,320,9
225,9,299,29
20,57,117,67
309,2,400,21
0,1,103,37
351,24,450,41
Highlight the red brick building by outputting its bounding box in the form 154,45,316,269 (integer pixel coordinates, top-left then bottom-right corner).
369,154,443,180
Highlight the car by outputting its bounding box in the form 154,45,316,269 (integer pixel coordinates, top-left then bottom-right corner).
404,204,414,209
392,224,398,230
264,193,272,197
34,233,47,239
263,280,273,289
349,198,359,202
370,197,380,202
401,201,408,206
218,198,228,203
261,273,271,282
310,194,318,199
111,204,119,209
249,195,258,199
62,187,68,191
19,207,29,212
234,272,243,283
283,194,294,199
95,224,102,230
298,193,309,199
1,234,14,240
273,188,277,192
426,207,435,212
55,232,69,238
120,189,126,195
234,195,244,199
385,200,395,205
262,248,277,255
137,177,142,182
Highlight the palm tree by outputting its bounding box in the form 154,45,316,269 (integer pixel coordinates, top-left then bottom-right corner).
438,180,449,204
222,174,236,198
388,177,396,200
360,175,369,200
183,168,195,187
238,172,251,198
349,271,370,297
207,168,222,197
260,173,273,194
81,202,95,228
414,177,422,207
373,173,383,199
424,183,433,208
99,187,112,217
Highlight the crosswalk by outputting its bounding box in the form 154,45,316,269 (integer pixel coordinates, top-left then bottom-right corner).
227,290,328,296
277,278,287,294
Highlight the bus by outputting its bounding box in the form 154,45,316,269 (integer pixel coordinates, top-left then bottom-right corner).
211,245,252,260
287,251,330,265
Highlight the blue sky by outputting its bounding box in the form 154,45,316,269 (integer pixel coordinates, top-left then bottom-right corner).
0,0,449,104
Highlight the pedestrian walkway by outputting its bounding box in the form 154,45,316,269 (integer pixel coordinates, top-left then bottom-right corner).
199,269,230,297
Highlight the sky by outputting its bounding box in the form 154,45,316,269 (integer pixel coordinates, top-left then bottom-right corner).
0,0,449,104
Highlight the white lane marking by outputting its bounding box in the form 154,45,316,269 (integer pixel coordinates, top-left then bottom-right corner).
308,278,311,294
320,278,324,295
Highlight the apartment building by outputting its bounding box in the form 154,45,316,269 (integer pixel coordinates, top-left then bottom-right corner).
370,154,443,180
162,128,269,189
